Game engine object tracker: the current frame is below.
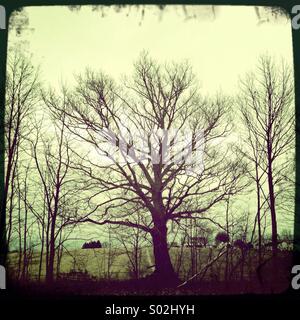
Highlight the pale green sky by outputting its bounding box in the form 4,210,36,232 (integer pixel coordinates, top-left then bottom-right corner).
7,5,295,247
9,5,293,95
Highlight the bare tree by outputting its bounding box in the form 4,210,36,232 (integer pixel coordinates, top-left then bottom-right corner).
115,211,149,279
236,136,268,264
2,51,39,260
30,107,76,283
46,53,247,284
239,55,294,257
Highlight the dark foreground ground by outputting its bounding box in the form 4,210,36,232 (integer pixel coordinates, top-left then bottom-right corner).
6,275,292,296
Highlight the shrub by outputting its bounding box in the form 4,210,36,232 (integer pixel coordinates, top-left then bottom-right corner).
215,232,230,244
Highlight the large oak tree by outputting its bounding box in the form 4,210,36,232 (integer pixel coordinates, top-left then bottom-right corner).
46,54,246,283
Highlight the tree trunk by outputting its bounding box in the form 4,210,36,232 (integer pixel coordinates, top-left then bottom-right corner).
46,217,56,283
45,210,50,278
255,163,262,265
7,163,17,247
38,207,46,281
38,232,44,281
267,154,278,257
151,221,178,285
17,182,22,280
266,141,279,285
266,96,278,258
21,201,28,280
56,229,63,277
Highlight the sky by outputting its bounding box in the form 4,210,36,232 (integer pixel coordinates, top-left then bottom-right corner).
9,5,294,96
7,5,295,246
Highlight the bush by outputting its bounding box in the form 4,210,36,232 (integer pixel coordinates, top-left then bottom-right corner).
215,232,230,244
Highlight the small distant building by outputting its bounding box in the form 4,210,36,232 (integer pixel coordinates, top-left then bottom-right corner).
187,236,208,248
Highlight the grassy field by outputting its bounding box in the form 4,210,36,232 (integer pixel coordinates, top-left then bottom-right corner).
7,246,292,281
6,246,293,294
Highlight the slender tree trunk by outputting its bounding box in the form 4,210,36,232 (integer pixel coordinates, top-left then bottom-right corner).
38,200,46,281
175,231,186,275
46,216,56,283
17,178,22,280
107,225,112,279
225,199,230,281
7,164,17,247
21,171,30,280
266,93,278,258
267,152,278,257
255,163,262,265
21,200,28,280
45,210,50,278
38,230,44,281
190,219,195,278
7,185,14,246
134,232,140,279
56,229,63,277
266,134,279,286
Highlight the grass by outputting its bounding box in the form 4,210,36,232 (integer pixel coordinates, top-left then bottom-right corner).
6,246,293,294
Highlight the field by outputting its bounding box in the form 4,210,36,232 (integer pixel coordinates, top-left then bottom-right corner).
6,246,293,295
